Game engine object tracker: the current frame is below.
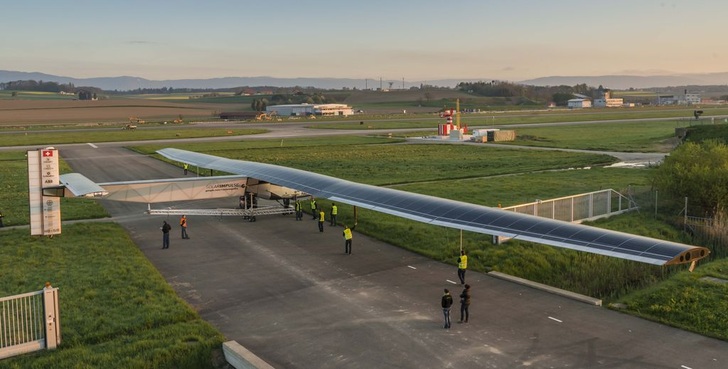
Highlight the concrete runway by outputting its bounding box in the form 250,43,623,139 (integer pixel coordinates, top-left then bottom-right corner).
54,143,728,369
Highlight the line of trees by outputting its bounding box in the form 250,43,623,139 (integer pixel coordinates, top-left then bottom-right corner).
0,80,76,93
457,80,599,106
251,92,335,112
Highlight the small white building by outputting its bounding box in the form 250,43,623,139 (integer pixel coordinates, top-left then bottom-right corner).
314,103,354,116
266,103,353,117
594,98,624,108
683,93,701,105
567,98,591,109
593,90,624,108
266,104,315,116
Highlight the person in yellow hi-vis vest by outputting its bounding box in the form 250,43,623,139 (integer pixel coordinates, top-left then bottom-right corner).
343,223,357,254
310,198,317,220
318,210,325,232
457,250,467,284
329,203,338,226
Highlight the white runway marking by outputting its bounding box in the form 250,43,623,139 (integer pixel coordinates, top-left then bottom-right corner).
407,265,416,270
681,365,693,369
446,280,458,284
548,316,562,323
87,143,98,148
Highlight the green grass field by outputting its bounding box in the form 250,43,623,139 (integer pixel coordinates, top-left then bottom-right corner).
0,127,267,146
504,120,681,152
0,224,226,369
2,108,727,368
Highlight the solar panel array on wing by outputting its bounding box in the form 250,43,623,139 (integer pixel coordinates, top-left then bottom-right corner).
156,148,709,266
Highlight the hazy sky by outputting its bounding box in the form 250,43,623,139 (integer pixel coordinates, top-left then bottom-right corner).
3,0,727,81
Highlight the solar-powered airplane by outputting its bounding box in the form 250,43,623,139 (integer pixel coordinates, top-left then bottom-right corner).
59,147,710,268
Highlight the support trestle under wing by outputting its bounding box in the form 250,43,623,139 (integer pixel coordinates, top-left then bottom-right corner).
59,174,248,203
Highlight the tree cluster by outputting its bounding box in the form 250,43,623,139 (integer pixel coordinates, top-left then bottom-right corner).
250,91,334,112
0,80,76,93
652,140,728,216
456,80,599,106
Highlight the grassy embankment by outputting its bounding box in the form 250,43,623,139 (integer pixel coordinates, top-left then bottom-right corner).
0,128,267,147
0,225,226,369
310,106,728,131
0,151,226,369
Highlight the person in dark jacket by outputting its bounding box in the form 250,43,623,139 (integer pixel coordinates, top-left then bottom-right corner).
441,288,454,329
458,284,471,323
161,221,172,249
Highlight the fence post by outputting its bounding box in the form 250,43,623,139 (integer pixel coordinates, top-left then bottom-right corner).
684,197,688,231
42,282,60,350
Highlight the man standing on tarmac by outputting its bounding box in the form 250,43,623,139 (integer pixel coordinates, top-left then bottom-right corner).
180,215,190,239
161,221,171,249
295,200,303,221
310,198,317,220
441,288,453,329
343,223,357,254
457,250,468,284
318,210,326,232
330,203,338,226
458,284,471,323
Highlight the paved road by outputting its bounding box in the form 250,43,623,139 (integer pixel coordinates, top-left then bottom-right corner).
54,143,728,369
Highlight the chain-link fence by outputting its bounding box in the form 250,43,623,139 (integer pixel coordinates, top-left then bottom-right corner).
627,185,728,259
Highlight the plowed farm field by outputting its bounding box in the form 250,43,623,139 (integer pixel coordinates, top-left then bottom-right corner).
0,99,228,125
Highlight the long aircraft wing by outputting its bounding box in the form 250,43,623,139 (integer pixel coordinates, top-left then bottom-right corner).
157,148,709,266
59,174,248,202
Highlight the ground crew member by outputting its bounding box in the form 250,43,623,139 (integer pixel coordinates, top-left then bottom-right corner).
330,203,338,226
0,210,4,227
183,163,189,175
441,288,453,329
343,223,357,254
295,200,302,221
318,210,325,232
457,250,468,284
310,198,317,219
458,284,471,323
161,221,171,249
180,215,189,239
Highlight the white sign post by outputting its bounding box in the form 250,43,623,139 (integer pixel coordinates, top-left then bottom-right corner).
28,148,62,236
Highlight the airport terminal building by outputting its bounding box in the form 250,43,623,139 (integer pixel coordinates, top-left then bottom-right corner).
266,103,354,117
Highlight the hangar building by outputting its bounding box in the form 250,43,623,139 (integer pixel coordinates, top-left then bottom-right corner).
266,103,354,117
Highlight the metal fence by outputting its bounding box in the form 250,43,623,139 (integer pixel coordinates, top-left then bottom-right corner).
0,285,60,360
501,188,637,223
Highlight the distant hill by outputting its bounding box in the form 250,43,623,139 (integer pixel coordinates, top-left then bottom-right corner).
520,72,728,89
2,69,728,91
0,70,475,91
